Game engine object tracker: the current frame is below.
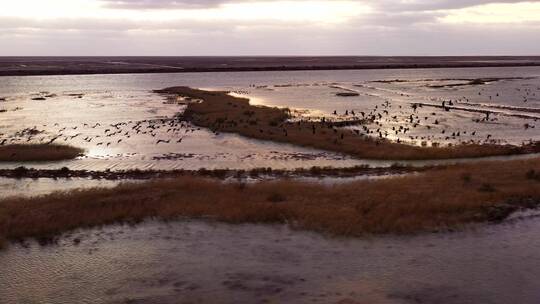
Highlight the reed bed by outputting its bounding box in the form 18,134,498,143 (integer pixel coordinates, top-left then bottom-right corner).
0,144,83,162
1,158,540,247
156,87,539,160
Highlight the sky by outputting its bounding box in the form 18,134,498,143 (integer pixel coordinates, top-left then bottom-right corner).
0,0,539,56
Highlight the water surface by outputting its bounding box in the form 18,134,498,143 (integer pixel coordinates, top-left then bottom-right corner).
1,216,540,304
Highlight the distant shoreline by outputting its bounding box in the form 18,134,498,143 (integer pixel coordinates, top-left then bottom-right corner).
1,56,540,77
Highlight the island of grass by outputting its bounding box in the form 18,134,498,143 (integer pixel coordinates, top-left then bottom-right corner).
1,157,540,248
156,86,540,160
0,144,84,162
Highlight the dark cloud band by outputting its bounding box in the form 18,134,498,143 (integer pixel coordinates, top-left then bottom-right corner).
102,0,540,11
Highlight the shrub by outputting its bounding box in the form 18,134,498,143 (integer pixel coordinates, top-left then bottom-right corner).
267,193,286,203
461,173,472,184
526,169,540,181
479,183,496,192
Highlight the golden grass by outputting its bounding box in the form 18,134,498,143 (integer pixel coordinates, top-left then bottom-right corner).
156,87,539,160
0,144,84,162
1,158,540,246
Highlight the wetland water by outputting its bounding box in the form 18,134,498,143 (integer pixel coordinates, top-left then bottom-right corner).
1,66,539,172
1,67,540,303
1,216,540,304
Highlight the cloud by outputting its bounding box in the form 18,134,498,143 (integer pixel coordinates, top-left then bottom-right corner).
1,0,540,55
2,17,539,56
100,0,540,11
102,0,231,9
374,0,540,12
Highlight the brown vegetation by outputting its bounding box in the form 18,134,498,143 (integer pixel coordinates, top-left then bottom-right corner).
0,144,83,162
156,87,539,160
1,158,540,247
0,164,425,180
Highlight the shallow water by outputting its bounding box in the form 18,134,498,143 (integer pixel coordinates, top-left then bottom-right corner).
2,67,540,304
1,216,540,304
0,177,124,199
0,173,405,198
242,72,540,146
0,80,363,171
1,66,539,173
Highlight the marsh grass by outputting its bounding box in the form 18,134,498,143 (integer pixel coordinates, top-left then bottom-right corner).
526,169,540,181
0,144,83,162
1,158,540,246
156,87,539,160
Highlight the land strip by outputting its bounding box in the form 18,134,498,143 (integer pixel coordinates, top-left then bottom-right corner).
2,56,540,77
0,144,83,162
157,86,540,160
1,158,540,248
0,165,425,180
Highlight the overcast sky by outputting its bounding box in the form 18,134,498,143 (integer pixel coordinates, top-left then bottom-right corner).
0,0,539,56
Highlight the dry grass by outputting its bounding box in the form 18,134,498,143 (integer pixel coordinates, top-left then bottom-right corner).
156,87,539,160
1,158,540,247
0,144,84,162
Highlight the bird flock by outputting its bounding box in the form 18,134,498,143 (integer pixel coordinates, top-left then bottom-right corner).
0,117,201,151
1,79,539,155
